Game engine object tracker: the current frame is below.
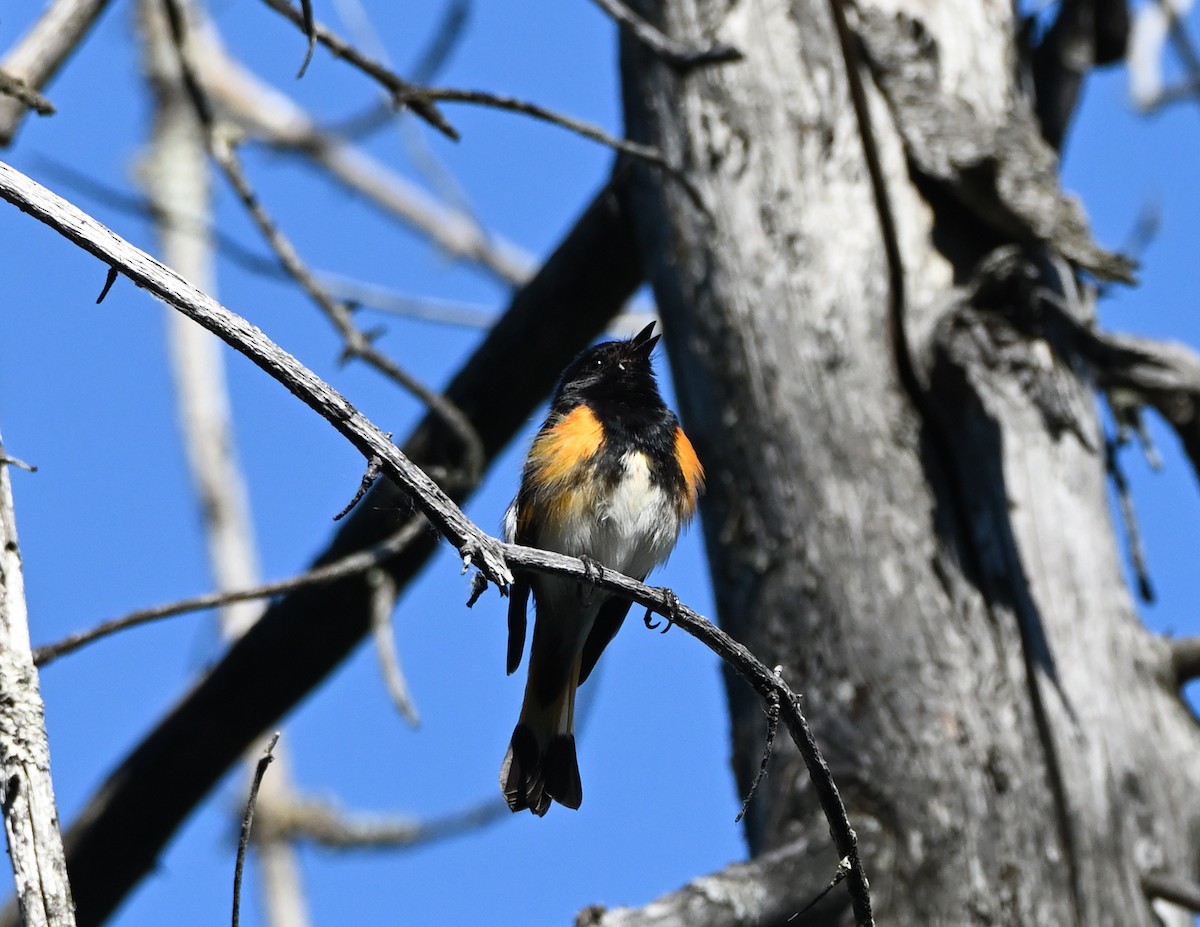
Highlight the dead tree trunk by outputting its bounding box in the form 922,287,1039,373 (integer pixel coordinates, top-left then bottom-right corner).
621,0,1200,924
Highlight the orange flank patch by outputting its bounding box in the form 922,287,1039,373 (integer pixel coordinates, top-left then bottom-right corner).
675,427,704,517
529,405,605,485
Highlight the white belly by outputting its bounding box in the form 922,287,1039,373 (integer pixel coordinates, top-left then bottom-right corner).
538,450,681,581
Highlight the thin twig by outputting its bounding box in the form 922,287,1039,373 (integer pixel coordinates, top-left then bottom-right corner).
208,130,483,480
588,0,743,71
95,265,118,303
257,0,457,138
368,567,420,727
296,0,315,78
256,0,700,204
0,456,36,473
736,681,781,823
33,519,425,666
232,732,280,927
0,71,55,116
791,857,852,921
335,455,383,521
423,86,696,195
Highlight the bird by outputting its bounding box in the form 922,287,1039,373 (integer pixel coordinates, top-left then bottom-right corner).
499,322,704,815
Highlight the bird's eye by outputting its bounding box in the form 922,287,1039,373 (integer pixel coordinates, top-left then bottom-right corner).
593,358,603,368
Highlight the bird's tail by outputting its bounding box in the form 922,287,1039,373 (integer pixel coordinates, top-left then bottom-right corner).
500,657,583,816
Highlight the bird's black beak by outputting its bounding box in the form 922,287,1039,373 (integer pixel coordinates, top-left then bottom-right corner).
631,321,661,358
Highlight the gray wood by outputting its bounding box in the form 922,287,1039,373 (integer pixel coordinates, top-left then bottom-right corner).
620,0,1200,924
0,433,77,927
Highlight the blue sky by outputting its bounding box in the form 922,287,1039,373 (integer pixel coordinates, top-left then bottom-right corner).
0,2,1197,926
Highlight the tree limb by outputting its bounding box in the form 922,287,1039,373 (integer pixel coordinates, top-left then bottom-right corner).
575,840,852,927
0,167,643,927
0,158,512,592
0,433,77,927
1083,331,1200,483
1169,637,1200,686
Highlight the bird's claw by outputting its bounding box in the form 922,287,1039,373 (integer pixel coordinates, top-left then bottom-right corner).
644,590,680,634
576,556,604,606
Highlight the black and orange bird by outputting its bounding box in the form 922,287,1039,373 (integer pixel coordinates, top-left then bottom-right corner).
499,322,704,815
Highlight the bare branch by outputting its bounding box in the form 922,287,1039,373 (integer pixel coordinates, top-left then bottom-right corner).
735,682,779,823
232,734,280,927
0,159,513,589
199,42,534,284
256,794,507,849
423,85,685,179
1144,871,1200,913
1084,331,1200,482
8,170,644,927
205,131,484,482
256,0,457,138
0,71,55,116
257,0,688,186
368,567,420,727
33,520,425,667
0,434,76,927
0,0,113,145
588,0,742,71
159,4,485,479
1169,637,1200,685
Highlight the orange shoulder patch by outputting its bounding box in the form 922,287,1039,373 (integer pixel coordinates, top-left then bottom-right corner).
529,404,604,486
675,426,704,517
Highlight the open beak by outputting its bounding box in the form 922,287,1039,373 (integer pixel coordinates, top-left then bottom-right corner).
631,321,661,357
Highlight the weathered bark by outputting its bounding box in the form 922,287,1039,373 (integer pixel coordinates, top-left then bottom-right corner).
0,434,76,927
621,1,1200,924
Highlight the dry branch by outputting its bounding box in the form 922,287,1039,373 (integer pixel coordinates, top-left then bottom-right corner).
2,169,642,927
0,159,512,592
258,0,684,180
232,734,280,927
157,4,484,479
195,25,534,285
1084,331,1200,482
0,435,76,927
33,520,425,666
254,794,507,849
257,0,457,137
1170,636,1200,685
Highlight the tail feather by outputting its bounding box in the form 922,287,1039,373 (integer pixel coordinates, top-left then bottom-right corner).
500,657,583,815
543,735,582,809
